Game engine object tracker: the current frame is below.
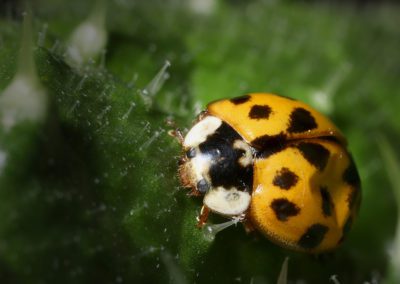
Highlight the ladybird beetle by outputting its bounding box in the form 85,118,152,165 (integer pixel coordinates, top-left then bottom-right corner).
175,93,361,253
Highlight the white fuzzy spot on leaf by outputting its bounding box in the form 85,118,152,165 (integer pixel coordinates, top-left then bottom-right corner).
188,0,216,15
0,11,47,131
66,2,107,66
0,75,47,131
233,139,253,167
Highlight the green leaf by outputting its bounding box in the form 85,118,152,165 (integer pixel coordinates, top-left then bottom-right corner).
0,0,399,283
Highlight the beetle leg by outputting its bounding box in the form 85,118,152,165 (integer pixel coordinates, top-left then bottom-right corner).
166,118,184,145
168,129,184,144
197,205,210,227
187,188,201,197
195,110,209,123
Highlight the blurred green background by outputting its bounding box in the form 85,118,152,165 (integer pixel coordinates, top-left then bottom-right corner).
0,0,399,283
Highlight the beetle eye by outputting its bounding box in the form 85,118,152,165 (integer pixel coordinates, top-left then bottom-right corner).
186,148,196,159
197,179,210,194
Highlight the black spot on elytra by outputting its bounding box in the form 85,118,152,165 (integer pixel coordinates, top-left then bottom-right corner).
343,156,361,210
198,122,253,192
249,105,272,119
344,216,353,234
270,198,300,222
230,95,251,105
347,187,360,210
298,223,329,250
343,156,361,188
296,142,330,171
273,167,299,190
252,133,287,158
320,186,333,217
287,107,318,134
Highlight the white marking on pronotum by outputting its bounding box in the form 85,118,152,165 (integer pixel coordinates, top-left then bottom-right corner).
189,150,212,183
204,187,251,216
233,140,253,167
183,116,222,148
